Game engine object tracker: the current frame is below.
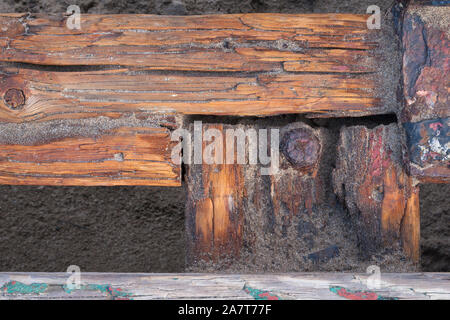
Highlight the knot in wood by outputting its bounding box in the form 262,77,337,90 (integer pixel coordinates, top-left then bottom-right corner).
4,88,25,110
281,128,321,170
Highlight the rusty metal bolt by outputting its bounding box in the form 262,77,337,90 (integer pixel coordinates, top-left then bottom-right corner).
281,128,321,170
3,88,25,110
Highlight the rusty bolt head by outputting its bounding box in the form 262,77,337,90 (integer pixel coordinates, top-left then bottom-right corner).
4,88,25,110
281,128,321,170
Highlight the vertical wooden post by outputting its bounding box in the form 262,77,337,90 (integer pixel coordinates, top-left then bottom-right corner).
185,124,246,265
332,124,420,262
185,122,332,269
401,2,449,183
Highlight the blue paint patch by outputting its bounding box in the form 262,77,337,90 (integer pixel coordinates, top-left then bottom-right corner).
63,284,133,299
243,285,280,300
431,1,450,6
1,281,48,295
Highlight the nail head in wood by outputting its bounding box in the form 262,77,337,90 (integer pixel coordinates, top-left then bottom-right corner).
281,128,321,171
3,88,25,110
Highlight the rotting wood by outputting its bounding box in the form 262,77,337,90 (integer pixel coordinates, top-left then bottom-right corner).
0,13,388,118
404,118,449,183
0,115,181,186
185,124,246,264
401,3,449,183
0,272,449,300
186,122,338,268
271,123,326,219
332,124,420,263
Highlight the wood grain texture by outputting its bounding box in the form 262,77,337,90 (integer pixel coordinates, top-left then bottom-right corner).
0,13,386,118
272,123,326,220
333,124,420,262
0,13,378,68
0,115,181,186
185,122,345,269
185,124,245,264
0,67,379,121
401,4,449,123
401,4,449,183
1,272,449,300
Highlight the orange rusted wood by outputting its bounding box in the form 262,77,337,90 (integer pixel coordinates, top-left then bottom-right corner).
0,13,378,68
333,124,420,263
0,118,181,186
185,124,245,264
0,67,380,122
0,13,387,118
185,122,339,269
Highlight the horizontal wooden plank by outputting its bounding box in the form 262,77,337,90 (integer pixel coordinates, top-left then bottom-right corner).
0,13,377,70
0,67,379,121
0,13,388,118
0,115,181,186
0,272,449,300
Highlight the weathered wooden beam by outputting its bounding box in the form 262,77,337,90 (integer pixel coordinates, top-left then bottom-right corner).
404,118,449,183
0,114,181,186
0,13,378,68
332,124,420,262
0,67,380,121
1,272,449,300
401,3,449,183
0,13,389,118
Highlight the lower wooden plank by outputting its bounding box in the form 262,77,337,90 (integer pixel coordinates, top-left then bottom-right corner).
0,115,181,186
0,272,449,300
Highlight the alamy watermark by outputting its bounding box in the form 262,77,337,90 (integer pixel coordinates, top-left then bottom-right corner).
66,265,81,290
367,5,381,29
171,121,279,175
66,5,81,30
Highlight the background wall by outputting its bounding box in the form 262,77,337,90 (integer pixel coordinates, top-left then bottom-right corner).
0,0,448,272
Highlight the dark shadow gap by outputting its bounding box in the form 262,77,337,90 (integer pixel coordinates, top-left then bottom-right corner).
420,183,450,272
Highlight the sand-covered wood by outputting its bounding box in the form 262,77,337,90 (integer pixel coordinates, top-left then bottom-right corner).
333,124,420,262
0,118,181,186
185,122,346,269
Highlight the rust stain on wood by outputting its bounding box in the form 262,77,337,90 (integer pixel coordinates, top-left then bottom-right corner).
186,124,245,263
332,125,420,262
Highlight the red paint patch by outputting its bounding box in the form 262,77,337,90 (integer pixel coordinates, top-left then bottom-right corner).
336,287,379,300
429,122,443,131
258,292,280,300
